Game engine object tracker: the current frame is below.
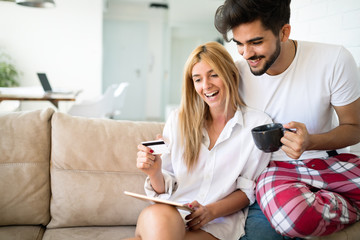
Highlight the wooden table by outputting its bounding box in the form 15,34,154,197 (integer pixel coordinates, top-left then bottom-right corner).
0,87,78,108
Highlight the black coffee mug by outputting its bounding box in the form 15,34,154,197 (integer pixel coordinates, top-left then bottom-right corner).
251,123,293,153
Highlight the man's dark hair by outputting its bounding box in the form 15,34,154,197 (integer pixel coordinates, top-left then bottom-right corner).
215,0,291,41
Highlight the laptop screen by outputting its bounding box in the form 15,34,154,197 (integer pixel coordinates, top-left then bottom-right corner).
37,73,52,92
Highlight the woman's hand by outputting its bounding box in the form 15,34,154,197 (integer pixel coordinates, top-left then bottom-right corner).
136,144,162,177
185,200,215,231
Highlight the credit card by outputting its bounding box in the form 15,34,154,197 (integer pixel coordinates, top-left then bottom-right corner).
141,140,169,155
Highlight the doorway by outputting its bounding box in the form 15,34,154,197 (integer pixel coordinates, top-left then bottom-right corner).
103,19,148,120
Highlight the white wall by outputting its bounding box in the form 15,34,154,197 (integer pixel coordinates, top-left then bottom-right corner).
290,0,360,66
0,0,103,110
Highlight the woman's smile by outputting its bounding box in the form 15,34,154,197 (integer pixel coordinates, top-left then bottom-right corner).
204,90,219,98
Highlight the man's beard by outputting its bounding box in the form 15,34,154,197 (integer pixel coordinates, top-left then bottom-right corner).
248,39,281,76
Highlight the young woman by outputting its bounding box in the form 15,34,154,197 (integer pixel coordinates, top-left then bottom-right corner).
130,42,272,240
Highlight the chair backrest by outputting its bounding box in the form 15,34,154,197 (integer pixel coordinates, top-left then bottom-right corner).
67,84,120,118
102,84,121,117
110,82,129,119
114,82,129,98
0,100,20,113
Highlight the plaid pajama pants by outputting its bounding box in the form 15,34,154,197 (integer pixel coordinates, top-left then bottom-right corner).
256,153,360,238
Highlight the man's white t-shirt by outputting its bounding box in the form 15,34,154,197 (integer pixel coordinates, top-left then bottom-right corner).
236,41,360,161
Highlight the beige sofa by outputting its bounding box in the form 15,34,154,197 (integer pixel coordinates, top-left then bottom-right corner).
0,108,359,240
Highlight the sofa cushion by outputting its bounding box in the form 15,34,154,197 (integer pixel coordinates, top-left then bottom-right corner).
43,226,135,240
48,112,165,228
0,108,53,226
0,226,45,240
311,221,360,240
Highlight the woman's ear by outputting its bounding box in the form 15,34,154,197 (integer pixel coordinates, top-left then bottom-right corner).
280,24,291,42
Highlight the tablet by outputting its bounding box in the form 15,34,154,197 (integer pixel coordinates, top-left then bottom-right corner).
124,191,193,212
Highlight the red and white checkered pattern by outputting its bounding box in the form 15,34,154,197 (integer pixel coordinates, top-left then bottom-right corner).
256,153,360,238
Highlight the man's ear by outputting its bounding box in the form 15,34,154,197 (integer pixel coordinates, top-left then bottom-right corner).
280,24,291,42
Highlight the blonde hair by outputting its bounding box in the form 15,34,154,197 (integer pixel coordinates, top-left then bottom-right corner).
178,41,245,171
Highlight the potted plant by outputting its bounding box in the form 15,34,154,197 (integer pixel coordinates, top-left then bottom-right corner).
0,53,20,87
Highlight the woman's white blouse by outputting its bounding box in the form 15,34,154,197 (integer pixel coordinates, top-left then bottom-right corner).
144,106,272,240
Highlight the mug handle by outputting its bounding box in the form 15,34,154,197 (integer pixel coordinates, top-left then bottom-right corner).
283,128,296,133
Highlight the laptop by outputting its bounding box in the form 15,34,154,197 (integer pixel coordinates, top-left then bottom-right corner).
37,73,75,95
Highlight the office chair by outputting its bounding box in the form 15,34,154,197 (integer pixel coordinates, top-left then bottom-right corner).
67,82,129,119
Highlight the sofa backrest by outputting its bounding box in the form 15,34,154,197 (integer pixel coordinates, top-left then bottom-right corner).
0,108,54,226
47,112,165,228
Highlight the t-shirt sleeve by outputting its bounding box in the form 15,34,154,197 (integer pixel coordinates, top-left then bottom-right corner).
331,47,360,106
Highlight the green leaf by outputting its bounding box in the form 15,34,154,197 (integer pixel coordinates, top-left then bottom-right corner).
0,53,20,87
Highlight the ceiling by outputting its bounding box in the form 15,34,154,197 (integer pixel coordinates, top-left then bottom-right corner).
112,0,224,26
169,0,223,25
